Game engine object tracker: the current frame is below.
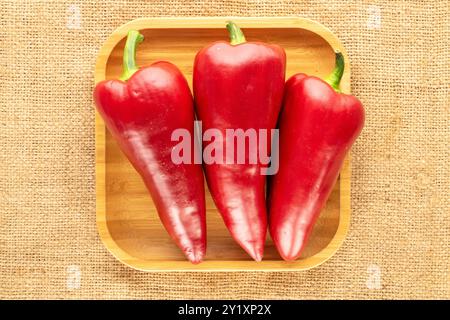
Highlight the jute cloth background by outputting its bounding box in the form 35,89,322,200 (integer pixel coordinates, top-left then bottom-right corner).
1,0,448,299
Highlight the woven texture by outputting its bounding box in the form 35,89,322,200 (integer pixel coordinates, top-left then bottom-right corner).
0,0,448,299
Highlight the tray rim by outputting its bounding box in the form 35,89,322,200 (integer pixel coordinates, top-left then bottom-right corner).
94,16,351,272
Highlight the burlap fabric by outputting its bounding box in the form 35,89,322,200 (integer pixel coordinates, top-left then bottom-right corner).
1,0,448,299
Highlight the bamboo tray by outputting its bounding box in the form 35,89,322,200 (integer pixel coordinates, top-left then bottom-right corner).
95,17,351,271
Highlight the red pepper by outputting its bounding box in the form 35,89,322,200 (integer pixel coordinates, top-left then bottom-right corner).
94,31,206,264
268,51,365,261
194,22,286,261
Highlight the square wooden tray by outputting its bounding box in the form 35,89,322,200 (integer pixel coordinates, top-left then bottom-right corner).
95,17,351,271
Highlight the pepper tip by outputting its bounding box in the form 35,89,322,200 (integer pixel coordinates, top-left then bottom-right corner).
185,248,205,264
240,242,264,262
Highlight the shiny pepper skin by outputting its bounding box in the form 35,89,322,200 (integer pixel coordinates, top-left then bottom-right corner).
94,31,206,263
193,22,286,261
268,52,365,261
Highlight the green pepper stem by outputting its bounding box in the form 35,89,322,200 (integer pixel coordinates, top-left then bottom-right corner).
325,50,345,92
226,21,246,45
119,30,144,81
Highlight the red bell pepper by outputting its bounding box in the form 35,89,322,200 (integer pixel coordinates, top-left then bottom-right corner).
268,51,365,261
194,22,286,261
94,30,206,264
